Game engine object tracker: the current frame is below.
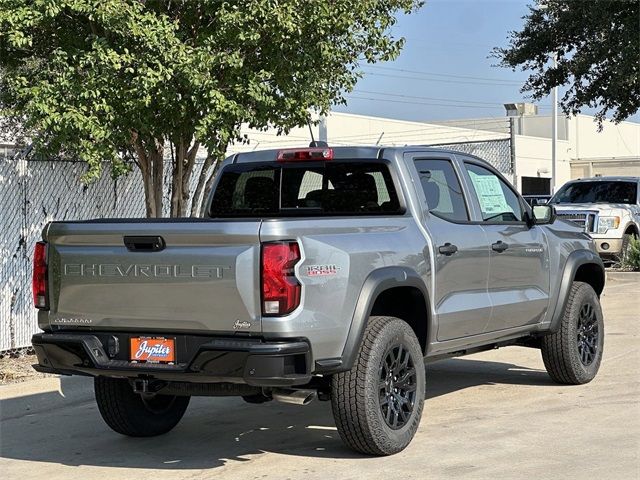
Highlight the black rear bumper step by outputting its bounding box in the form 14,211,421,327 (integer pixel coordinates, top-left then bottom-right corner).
32,332,312,387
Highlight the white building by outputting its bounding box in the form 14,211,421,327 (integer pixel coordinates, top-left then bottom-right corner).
433,105,640,193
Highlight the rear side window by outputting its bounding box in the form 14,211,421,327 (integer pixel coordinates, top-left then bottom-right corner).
209,161,402,217
414,159,468,222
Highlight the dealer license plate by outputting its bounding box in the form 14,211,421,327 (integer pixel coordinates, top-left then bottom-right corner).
130,337,175,363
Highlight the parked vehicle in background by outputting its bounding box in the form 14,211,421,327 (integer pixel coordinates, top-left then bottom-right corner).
32,146,606,456
549,177,640,261
523,194,552,207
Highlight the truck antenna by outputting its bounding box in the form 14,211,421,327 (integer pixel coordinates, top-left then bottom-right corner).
308,122,316,144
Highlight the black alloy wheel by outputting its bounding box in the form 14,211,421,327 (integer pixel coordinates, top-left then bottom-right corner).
379,344,418,429
576,302,599,366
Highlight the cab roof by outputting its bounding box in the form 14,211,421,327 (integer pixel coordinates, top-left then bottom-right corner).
569,176,640,183
228,145,490,165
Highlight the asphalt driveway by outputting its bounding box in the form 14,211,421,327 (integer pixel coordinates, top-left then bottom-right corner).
1,274,638,480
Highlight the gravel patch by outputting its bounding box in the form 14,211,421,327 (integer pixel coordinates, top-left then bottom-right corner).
0,355,52,385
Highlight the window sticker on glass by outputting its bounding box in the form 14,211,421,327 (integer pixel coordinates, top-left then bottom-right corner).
469,171,513,215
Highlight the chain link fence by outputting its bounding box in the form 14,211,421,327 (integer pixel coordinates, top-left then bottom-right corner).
0,152,209,354
427,138,515,182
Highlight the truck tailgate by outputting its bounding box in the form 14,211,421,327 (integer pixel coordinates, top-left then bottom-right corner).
43,220,262,334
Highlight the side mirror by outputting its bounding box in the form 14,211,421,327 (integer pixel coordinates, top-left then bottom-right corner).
533,205,556,225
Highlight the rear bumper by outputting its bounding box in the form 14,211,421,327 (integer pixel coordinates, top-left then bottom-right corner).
32,332,312,387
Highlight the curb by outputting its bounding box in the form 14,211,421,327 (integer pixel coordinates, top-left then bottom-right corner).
0,375,93,421
0,377,63,400
606,271,640,282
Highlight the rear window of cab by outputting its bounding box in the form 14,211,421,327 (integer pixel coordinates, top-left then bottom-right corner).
209,160,403,218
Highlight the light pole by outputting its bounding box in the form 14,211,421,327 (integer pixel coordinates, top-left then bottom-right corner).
551,54,558,194
537,1,558,195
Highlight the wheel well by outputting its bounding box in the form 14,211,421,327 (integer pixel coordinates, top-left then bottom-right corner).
370,287,428,353
574,263,605,296
624,224,639,236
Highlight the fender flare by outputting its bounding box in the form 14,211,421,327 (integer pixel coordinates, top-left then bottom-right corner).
622,221,639,236
548,249,605,333
339,266,431,371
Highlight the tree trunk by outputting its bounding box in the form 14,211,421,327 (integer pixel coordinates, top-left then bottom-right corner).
182,141,200,213
190,154,215,217
198,158,223,216
137,156,153,218
151,140,164,216
168,137,201,217
132,134,164,218
133,132,219,218
191,140,228,217
170,138,183,217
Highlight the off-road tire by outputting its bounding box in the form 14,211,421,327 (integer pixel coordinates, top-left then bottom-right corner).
94,377,190,437
331,316,425,456
541,281,604,385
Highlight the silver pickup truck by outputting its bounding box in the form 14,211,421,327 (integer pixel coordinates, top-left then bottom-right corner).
32,146,605,455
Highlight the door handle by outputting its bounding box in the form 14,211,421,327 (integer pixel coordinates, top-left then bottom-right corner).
438,243,458,256
491,241,509,253
124,235,166,252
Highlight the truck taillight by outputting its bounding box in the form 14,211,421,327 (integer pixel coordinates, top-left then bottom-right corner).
261,241,301,316
33,241,48,309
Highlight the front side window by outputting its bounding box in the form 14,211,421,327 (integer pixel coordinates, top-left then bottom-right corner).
414,159,468,222
465,163,523,222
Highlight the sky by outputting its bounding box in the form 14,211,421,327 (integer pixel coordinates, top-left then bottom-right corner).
333,0,640,124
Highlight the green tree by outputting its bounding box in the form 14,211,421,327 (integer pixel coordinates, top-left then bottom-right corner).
0,0,421,217
495,0,640,125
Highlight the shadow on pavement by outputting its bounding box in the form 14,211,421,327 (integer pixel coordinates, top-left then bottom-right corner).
426,356,554,399
0,356,554,470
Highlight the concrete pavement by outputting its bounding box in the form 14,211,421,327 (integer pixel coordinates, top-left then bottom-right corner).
1,276,638,480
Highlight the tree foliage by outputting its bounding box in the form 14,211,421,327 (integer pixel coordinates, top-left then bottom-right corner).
0,0,421,216
495,0,640,125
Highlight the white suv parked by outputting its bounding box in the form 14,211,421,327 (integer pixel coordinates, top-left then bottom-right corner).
549,177,640,260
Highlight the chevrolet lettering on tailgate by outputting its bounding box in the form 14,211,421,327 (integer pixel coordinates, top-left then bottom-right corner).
63,263,228,278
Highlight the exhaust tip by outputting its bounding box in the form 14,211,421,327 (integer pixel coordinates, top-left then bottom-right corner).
271,388,316,406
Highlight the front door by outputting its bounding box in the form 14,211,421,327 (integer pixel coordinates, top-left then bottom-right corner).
408,154,492,341
462,161,550,332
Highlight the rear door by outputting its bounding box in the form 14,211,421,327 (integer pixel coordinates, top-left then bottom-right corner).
407,153,491,341
461,160,550,332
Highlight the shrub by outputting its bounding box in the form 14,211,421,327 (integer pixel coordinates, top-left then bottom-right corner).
621,235,640,271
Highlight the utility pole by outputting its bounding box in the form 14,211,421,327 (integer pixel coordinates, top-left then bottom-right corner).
538,1,558,195
509,117,517,189
551,54,558,194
